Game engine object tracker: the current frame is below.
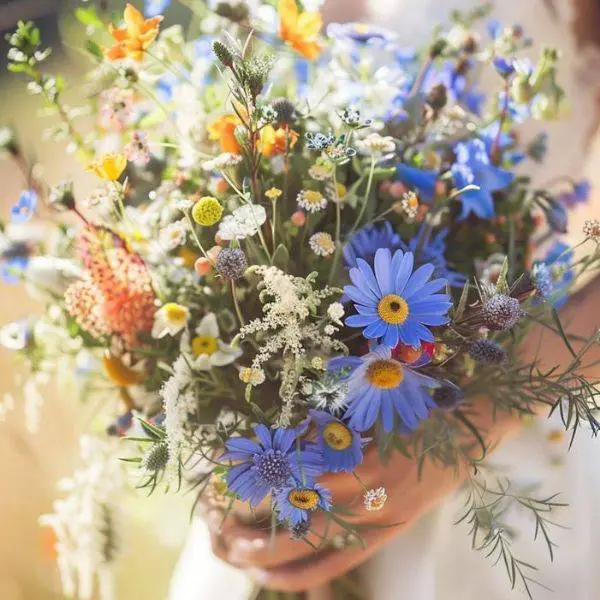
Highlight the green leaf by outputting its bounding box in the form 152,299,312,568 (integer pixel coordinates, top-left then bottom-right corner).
86,40,103,60
75,6,105,30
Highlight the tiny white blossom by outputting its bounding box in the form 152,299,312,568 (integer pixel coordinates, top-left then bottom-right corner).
297,189,327,213
159,219,187,251
327,302,345,324
239,367,266,386
356,133,396,156
218,204,267,240
202,152,243,171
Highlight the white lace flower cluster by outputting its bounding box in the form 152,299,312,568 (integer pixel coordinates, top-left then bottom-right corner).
39,436,123,600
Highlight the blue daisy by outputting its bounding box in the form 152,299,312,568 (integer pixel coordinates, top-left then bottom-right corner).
309,409,369,473
329,345,439,432
274,482,332,526
221,424,323,507
399,225,466,288
344,247,452,348
343,222,401,269
451,139,514,219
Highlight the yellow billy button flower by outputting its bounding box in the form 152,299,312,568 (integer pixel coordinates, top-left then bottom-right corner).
87,153,127,181
191,335,219,357
377,294,409,325
322,421,353,451
366,359,404,389
288,488,320,510
192,196,223,226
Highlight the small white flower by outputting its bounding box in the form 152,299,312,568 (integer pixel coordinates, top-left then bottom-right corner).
309,232,335,256
217,204,267,240
0,321,29,350
152,303,190,339
356,133,396,156
363,487,388,512
327,302,345,324
202,152,243,171
187,313,242,370
324,324,336,335
159,220,187,251
297,189,327,213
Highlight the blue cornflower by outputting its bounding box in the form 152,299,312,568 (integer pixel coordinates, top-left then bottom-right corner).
145,0,170,17
329,345,439,432
395,164,438,202
399,225,466,288
274,482,332,526
221,424,323,507
559,179,591,208
309,409,369,473
532,241,574,308
451,139,514,219
493,56,515,78
344,247,452,347
343,222,401,270
10,190,37,224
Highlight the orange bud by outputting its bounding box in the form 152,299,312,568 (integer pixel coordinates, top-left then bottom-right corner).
291,211,306,226
194,257,213,276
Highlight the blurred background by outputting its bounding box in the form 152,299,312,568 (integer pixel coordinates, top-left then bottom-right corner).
1,1,599,599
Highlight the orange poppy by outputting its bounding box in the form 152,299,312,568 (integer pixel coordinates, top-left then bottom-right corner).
207,114,243,154
278,0,323,60
105,4,163,62
258,125,299,158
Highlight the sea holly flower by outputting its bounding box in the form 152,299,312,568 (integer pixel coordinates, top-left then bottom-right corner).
451,139,514,219
344,247,451,348
221,424,323,507
532,241,574,308
329,345,440,432
10,190,37,223
86,153,127,181
151,303,190,338
274,482,331,525
187,313,242,370
105,3,163,62
278,0,323,60
309,409,368,473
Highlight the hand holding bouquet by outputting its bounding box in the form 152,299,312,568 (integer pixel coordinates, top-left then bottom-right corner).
2,2,600,599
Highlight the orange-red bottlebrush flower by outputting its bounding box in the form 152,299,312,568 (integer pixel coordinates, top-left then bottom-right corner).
105,4,163,62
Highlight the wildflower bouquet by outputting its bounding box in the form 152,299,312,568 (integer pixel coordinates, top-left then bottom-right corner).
3,1,600,598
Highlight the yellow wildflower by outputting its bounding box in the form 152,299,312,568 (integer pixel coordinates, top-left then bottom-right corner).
265,187,282,201
87,153,127,181
207,114,243,154
105,4,163,62
278,0,323,60
192,196,223,226
258,124,299,158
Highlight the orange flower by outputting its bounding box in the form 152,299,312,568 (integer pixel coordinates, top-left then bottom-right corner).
278,0,322,60
258,125,299,158
105,4,163,62
207,114,242,154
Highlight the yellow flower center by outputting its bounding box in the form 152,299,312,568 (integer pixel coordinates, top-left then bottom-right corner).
377,294,409,325
163,303,188,324
305,190,324,205
288,488,320,511
323,422,353,450
192,335,219,357
366,359,404,389
354,23,370,35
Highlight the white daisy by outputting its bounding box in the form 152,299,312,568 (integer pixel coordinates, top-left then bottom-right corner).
187,313,242,370
159,220,187,251
151,303,190,339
